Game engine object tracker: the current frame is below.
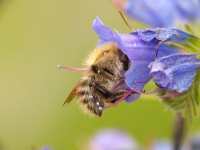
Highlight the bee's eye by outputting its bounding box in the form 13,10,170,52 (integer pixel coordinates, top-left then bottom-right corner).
118,50,130,71
91,65,100,74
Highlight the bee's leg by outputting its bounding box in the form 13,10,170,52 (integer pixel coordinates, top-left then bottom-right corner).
104,90,133,108
104,96,125,108
105,89,144,108
109,91,126,103
94,83,114,99
110,87,144,102
94,83,143,107
111,79,125,90
94,83,126,106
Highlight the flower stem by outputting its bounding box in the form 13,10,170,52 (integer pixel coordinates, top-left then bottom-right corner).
172,112,186,150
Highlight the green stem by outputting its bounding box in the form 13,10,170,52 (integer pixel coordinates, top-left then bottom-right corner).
172,112,186,150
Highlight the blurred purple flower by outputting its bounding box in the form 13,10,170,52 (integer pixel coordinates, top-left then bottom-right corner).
113,0,200,27
182,133,200,150
89,129,139,150
92,17,195,102
189,134,200,150
40,146,52,150
151,140,172,150
174,0,200,23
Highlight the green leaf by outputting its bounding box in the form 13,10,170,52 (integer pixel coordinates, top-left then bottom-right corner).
166,35,200,53
158,71,200,119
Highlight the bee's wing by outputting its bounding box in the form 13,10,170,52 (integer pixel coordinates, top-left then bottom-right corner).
63,84,79,105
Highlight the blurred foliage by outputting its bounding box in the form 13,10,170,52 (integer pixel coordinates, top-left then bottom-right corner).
0,0,199,150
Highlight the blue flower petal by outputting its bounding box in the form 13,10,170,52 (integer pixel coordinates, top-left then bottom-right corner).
125,60,151,90
92,16,121,44
124,0,200,27
150,54,200,92
174,0,200,21
125,0,175,27
133,28,192,42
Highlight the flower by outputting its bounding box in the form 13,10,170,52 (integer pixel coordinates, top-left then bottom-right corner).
149,53,200,116
88,129,139,150
40,146,52,150
174,0,200,23
151,140,172,150
189,134,200,150
182,133,200,150
113,0,200,27
149,53,200,93
92,17,196,102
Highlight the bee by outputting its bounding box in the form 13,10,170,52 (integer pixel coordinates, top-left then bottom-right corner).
59,43,136,117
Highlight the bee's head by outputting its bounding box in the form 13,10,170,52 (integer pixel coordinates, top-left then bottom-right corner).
86,43,130,73
86,43,119,66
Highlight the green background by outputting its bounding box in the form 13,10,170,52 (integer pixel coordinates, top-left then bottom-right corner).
0,0,199,149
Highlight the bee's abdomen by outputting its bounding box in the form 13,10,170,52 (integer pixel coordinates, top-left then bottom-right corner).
76,78,104,117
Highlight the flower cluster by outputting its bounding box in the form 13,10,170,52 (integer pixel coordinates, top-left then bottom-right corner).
92,16,200,116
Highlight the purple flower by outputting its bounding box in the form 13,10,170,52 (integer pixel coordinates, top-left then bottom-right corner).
148,51,200,116
92,17,194,102
113,0,200,27
174,0,200,23
149,53,200,93
89,129,138,150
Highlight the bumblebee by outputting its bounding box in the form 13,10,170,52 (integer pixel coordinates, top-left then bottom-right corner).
59,43,134,117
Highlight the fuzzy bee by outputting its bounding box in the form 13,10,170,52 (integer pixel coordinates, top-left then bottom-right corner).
58,43,137,117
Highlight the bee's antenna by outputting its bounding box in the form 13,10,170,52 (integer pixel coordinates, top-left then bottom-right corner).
57,65,89,73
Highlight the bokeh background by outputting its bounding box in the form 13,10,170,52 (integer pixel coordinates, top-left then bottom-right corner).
0,0,199,149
